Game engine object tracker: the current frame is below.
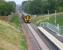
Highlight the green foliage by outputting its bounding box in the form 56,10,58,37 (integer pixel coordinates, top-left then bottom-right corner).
22,0,63,15
0,0,16,16
0,20,27,50
22,1,30,13
10,15,28,50
8,1,16,12
10,15,20,28
29,0,42,14
33,14,63,26
0,48,4,50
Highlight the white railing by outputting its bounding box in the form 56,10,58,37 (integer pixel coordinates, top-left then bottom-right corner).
60,26,63,35
39,22,60,34
38,27,63,50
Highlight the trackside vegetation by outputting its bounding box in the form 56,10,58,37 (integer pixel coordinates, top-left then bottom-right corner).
0,15,27,50
0,0,27,50
0,0,16,16
32,13,63,35
22,0,63,15
10,15,28,50
32,14,63,26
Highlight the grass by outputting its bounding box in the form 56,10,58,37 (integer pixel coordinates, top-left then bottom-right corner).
0,48,4,50
42,14,63,26
10,15,27,50
0,15,27,50
32,13,63,35
0,20,21,50
32,15,50,25
32,14,63,26
10,15,20,28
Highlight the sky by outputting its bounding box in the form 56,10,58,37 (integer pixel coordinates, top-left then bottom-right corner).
5,0,27,5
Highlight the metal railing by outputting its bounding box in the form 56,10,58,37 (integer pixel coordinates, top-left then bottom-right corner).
59,26,63,35
39,22,60,34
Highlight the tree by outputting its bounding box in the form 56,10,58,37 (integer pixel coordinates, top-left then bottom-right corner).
56,0,63,12
29,0,42,14
22,1,31,13
22,0,63,15
0,0,5,2
22,0,48,15
0,1,16,16
8,1,16,12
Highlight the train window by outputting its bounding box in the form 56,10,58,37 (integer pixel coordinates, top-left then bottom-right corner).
29,16,31,19
27,16,31,19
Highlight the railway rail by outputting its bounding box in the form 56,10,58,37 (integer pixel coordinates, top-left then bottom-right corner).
19,12,63,50
27,24,49,50
22,23,60,50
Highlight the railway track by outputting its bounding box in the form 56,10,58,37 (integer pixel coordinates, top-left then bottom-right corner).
22,23,42,50
22,23,60,50
19,13,42,50
30,24,60,50
19,12,62,50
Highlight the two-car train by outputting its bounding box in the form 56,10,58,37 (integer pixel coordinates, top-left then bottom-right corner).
22,12,32,23
24,15,31,23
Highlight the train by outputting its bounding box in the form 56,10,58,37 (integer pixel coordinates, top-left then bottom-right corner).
24,15,32,23
22,12,32,23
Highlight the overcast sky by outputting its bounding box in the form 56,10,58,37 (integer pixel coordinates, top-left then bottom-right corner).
5,0,27,4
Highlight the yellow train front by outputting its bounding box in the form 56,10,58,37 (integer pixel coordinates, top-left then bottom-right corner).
24,15,32,23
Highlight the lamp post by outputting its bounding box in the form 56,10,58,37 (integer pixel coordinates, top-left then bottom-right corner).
48,10,49,21
55,10,56,25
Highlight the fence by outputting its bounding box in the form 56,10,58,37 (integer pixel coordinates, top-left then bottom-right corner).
39,22,62,35
59,26,63,35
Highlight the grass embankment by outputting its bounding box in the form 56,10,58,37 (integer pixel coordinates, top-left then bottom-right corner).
10,15,27,50
10,15,20,28
0,15,27,50
32,13,63,35
32,15,49,25
32,14,63,26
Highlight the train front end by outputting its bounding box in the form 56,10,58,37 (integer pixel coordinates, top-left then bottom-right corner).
24,15,32,23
